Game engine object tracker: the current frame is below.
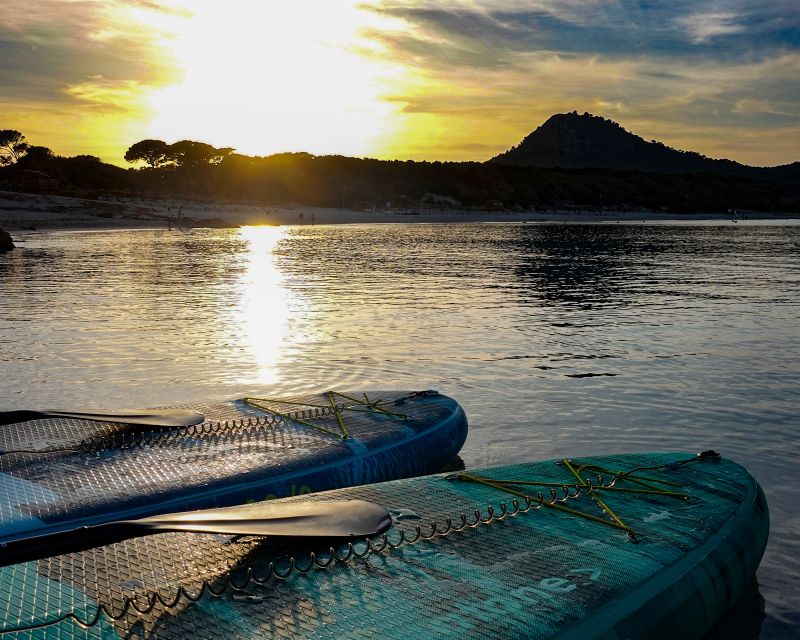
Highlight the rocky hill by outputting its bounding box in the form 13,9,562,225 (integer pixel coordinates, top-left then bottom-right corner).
490,112,800,182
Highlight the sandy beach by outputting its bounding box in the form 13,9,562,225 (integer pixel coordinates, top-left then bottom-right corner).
1,190,797,233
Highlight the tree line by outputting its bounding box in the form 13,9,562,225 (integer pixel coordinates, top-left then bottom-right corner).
1,131,233,171
1,130,798,214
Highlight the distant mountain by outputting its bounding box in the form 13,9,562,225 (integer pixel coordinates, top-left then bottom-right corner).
490,112,800,182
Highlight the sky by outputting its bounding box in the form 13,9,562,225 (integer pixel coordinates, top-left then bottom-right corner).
1,0,798,167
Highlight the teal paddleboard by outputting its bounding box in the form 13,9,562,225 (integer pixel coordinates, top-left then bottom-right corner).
0,390,467,542
0,451,767,639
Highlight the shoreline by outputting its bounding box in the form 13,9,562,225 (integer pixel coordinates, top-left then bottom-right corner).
1,190,798,232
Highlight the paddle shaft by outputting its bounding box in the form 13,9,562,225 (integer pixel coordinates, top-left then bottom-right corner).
0,521,139,567
0,408,205,428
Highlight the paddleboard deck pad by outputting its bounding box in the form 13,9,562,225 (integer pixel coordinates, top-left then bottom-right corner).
0,390,467,541
0,451,767,639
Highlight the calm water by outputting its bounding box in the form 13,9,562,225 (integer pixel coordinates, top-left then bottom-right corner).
1,222,799,637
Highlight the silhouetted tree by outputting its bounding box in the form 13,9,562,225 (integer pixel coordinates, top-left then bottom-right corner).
210,146,235,165
124,139,171,168
168,140,234,167
71,155,102,164
0,130,28,165
19,145,55,169
20,144,56,163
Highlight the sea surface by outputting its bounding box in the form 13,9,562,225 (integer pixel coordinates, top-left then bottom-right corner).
1,221,798,637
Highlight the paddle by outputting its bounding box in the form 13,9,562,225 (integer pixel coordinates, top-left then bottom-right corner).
0,408,205,428
0,499,393,568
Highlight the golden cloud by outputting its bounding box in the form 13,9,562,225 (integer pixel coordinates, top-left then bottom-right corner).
64,78,151,112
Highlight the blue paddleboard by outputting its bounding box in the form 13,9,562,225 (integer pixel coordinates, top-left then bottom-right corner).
0,390,467,542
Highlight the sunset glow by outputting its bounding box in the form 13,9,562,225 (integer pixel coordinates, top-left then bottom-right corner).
1,0,798,166
146,1,405,158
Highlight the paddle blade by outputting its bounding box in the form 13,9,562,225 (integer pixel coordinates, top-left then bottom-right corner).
135,500,394,538
38,408,205,428
0,411,43,427
0,500,393,567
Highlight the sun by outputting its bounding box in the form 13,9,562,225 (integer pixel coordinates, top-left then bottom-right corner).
144,1,404,158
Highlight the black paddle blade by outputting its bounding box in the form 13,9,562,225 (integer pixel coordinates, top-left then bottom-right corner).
0,408,205,428
0,411,43,427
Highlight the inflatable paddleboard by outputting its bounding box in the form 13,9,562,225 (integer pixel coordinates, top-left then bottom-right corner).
0,451,767,638
0,390,467,541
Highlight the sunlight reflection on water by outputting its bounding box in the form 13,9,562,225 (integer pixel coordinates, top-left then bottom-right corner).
235,226,296,385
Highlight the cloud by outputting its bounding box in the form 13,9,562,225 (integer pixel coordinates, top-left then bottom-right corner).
374,37,800,163
356,1,799,164
0,0,186,161
674,11,745,44
0,1,179,98
364,0,800,65
64,78,151,112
